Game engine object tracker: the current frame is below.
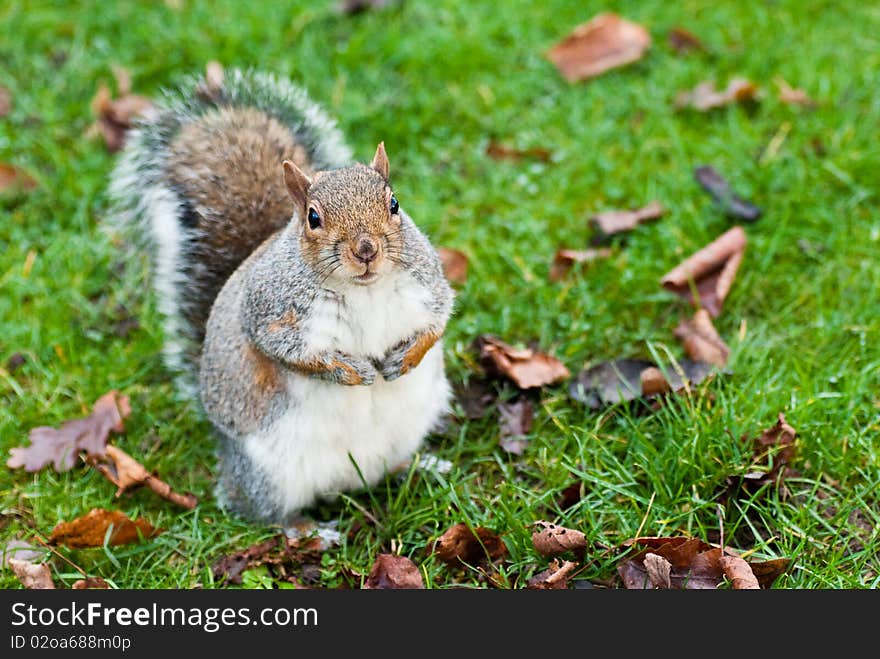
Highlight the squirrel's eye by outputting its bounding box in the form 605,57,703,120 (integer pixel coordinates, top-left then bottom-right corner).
389,195,399,215
307,207,321,230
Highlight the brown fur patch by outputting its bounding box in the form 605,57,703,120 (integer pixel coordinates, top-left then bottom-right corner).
294,356,363,385
268,309,298,334
401,331,442,374
246,344,282,393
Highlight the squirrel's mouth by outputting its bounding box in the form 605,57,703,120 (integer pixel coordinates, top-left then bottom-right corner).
353,270,379,285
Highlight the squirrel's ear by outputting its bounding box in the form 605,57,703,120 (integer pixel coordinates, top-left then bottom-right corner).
282,160,311,208
370,142,390,180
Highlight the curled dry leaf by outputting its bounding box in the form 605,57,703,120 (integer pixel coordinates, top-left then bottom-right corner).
748,557,791,589
639,366,671,396
775,78,815,107
90,67,155,152
643,552,672,589
661,225,747,317
674,309,730,368
531,520,587,556
549,248,611,281
90,444,198,509
590,200,664,238
212,536,283,585
720,554,760,589
527,559,578,590
476,335,570,389
0,163,38,195
363,554,424,589
667,27,705,54
72,577,111,589
498,398,533,455
9,558,55,590
547,13,651,82
7,390,130,473
48,508,160,548
675,78,759,111
485,141,552,163
695,165,762,222
432,523,507,564
437,247,468,285
569,358,713,409
0,85,10,117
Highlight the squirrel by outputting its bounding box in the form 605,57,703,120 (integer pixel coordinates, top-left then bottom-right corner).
108,69,454,526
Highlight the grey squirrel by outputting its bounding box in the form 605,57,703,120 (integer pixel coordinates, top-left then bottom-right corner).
109,69,454,525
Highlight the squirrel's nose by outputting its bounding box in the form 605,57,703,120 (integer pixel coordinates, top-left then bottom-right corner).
353,237,379,264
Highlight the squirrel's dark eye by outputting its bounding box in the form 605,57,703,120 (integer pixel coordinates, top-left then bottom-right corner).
307,207,321,230
389,195,399,215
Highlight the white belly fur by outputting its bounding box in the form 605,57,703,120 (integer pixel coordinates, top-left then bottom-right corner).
241,270,450,515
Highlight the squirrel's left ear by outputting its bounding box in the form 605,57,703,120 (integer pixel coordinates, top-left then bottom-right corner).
282,160,311,208
370,142,390,180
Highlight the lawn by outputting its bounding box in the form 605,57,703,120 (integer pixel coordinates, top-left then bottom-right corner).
1,0,878,589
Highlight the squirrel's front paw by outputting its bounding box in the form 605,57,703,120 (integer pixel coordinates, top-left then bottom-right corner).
328,352,377,386
377,331,440,381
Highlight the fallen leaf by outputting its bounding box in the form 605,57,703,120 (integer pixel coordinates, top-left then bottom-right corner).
644,552,672,588
674,309,730,367
431,523,507,564
557,482,584,510
675,78,759,111
337,0,390,14
0,163,38,195
547,13,651,83
750,413,798,482
437,247,468,285
6,353,26,373
549,248,611,281
48,508,160,548
531,521,587,556
527,559,578,589
2,540,43,567
775,78,815,107
661,225,747,316
748,557,791,588
212,537,283,585
453,378,497,420
498,398,533,455
72,577,111,589
0,85,10,117
694,165,762,222
569,358,712,409
639,366,671,396
476,335,570,389
89,444,199,509
363,554,424,589
667,27,705,54
720,554,760,589
485,142,552,163
90,68,155,152
9,558,55,590
7,390,131,472
590,200,664,238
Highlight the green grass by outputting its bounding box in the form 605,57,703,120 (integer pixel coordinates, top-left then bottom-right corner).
2,0,879,589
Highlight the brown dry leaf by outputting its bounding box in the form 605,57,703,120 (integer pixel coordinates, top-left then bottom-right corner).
531,520,587,556
661,225,746,317
557,482,584,510
498,398,533,455
485,142,552,163
72,577,111,589
590,200,664,237
48,508,160,548
9,558,55,590
667,27,705,54
437,247,468,285
750,413,798,482
90,444,198,509
674,309,730,368
0,85,10,117
748,557,791,588
695,166,762,222
720,554,760,589
90,68,155,152
476,335,570,389
7,390,131,473
776,78,815,107
527,559,578,589
363,554,424,589
212,536,283,585
639,366,671,396
675,78,759,111
569,358,713,409
547,13,651,83
549,248,611,282
0,163,38,195
644,552,672,588
431,523,507,565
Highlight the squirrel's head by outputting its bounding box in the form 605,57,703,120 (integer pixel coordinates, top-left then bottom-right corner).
282,142,403,287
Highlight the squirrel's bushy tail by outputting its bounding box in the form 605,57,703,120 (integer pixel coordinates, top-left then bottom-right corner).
108,69,351,395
